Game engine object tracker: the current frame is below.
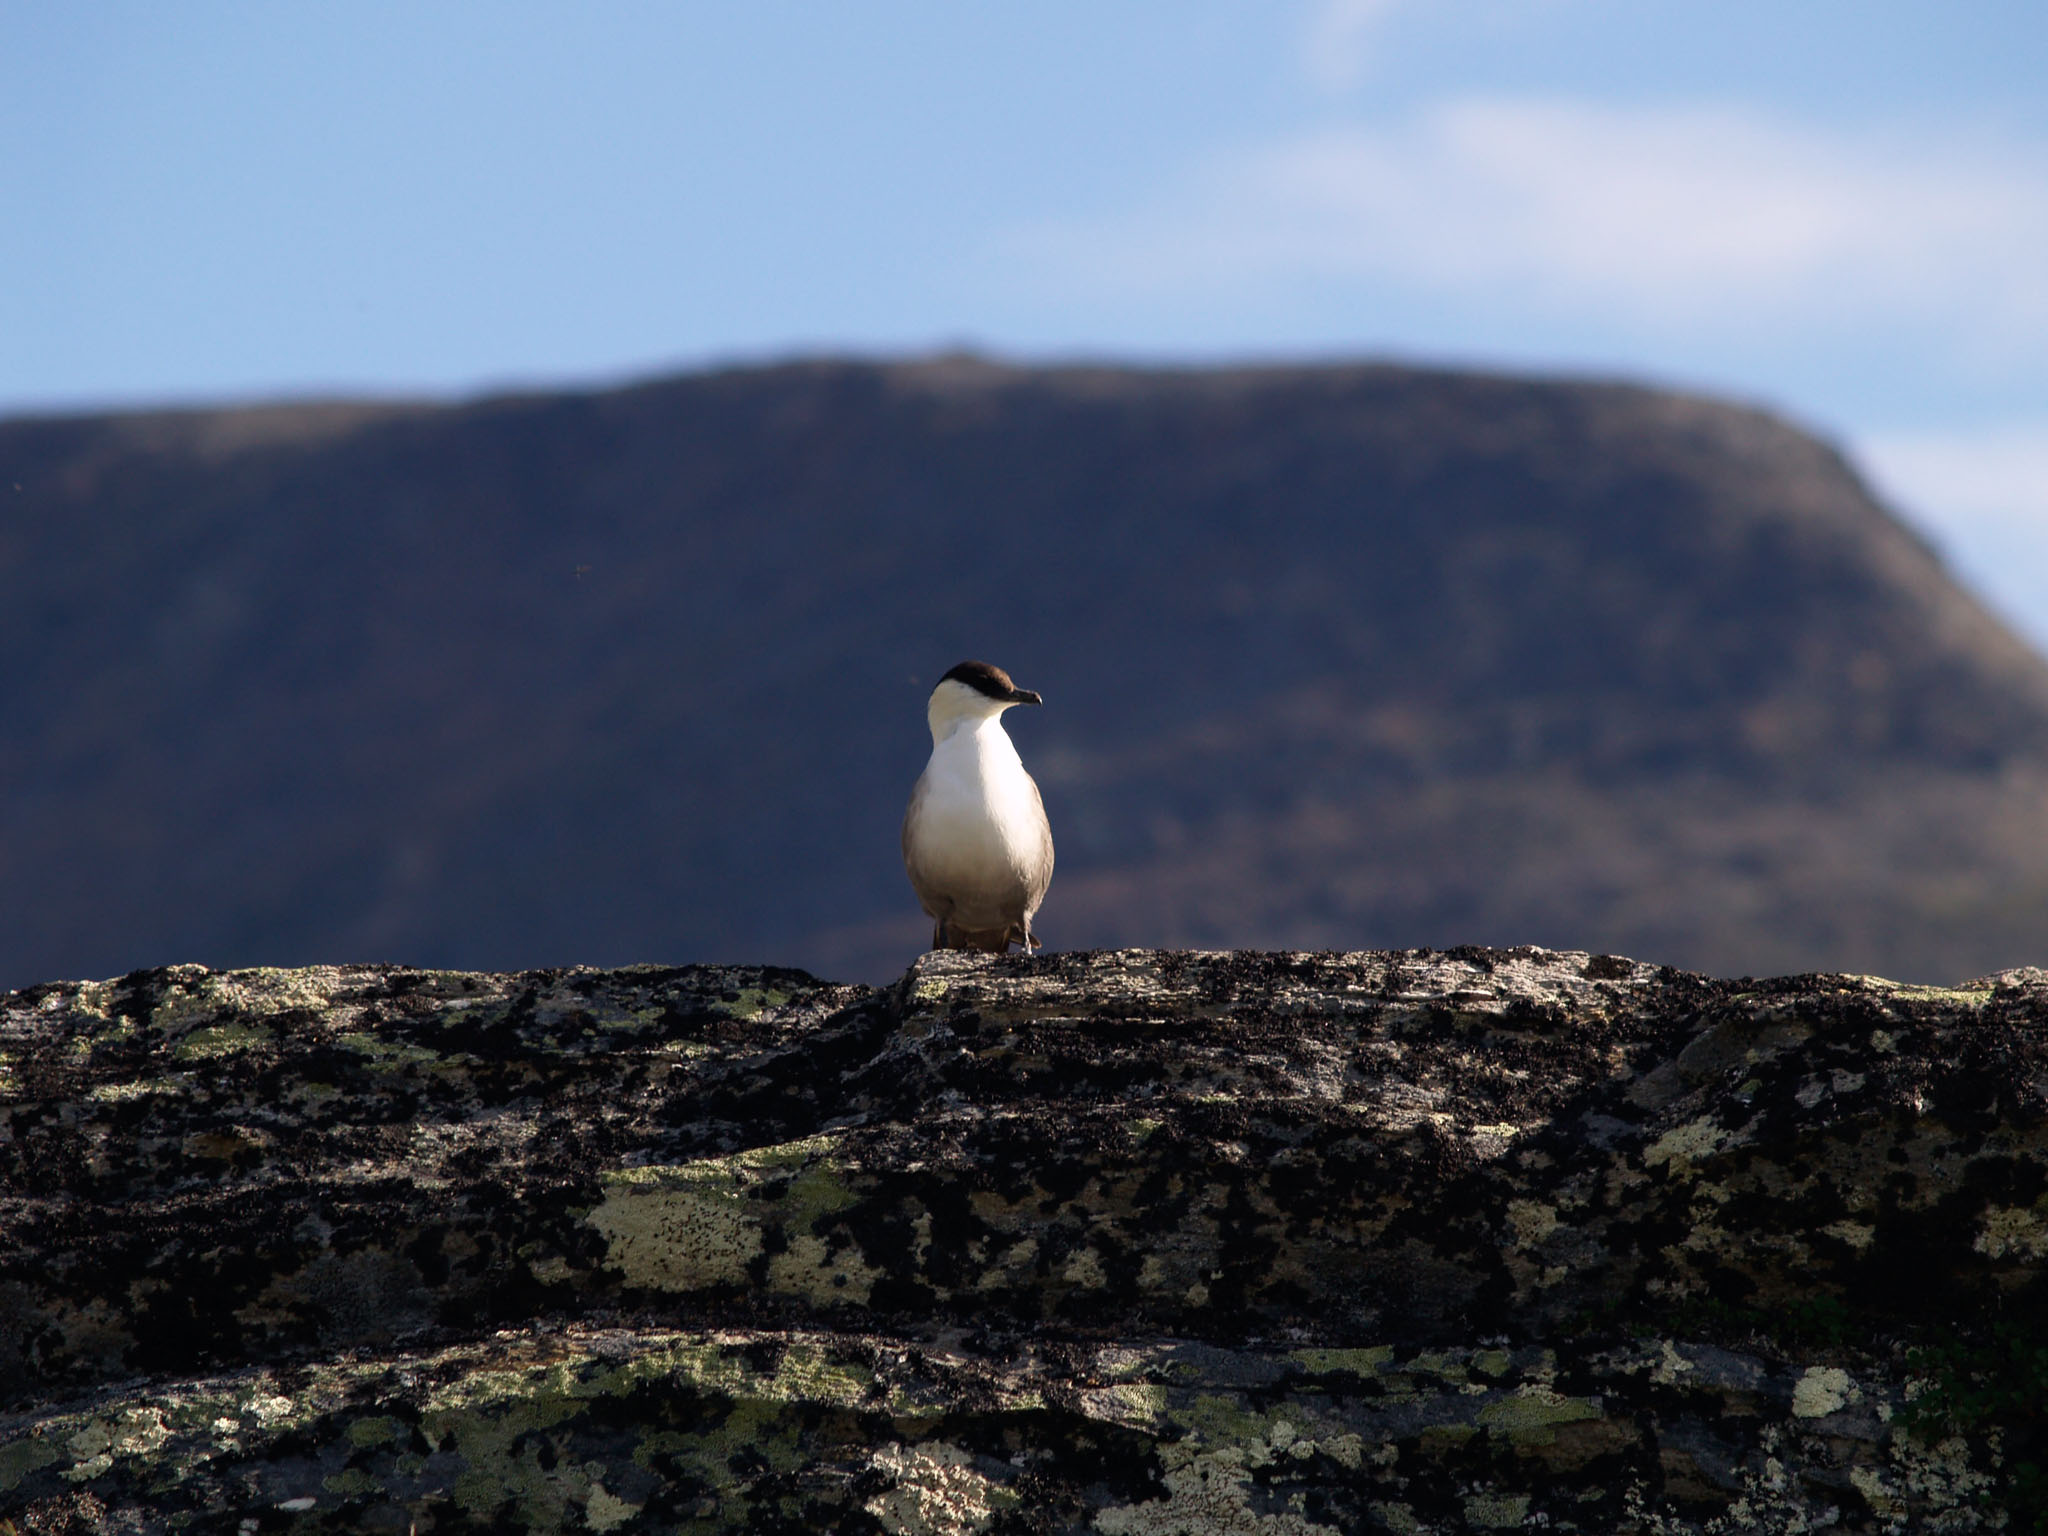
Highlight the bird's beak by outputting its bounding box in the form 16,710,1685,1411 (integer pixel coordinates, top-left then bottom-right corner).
1009,688,1043,706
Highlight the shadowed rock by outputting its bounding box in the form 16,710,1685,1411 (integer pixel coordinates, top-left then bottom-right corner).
2,949,2042,1530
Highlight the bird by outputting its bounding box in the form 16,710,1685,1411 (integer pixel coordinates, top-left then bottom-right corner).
902,660,1055,954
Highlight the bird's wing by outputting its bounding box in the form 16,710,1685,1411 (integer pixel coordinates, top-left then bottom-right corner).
1024,771,1055,904
901,771,948,920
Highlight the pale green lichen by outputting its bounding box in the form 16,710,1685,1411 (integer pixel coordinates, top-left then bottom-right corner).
587,1135,874,1301
1643,1116,1729,1172
144,966,356,1034
209,966,351,1017
864,1441,1018,1536
1504,1199,1559,1246
1369,1502,1428,1536
1173,1393,1276,1449
970,1232,1040,1291
60,980,120,1020
345,1414,405,1448
0,1435,62,1493
1790,1365,1856,1418
88,1076,183,1101
58,1406,171,1484
1974,1202,2048,1260
595,1004,671,1031
1095,1439,1338,1535
1475,1387,1602,1445
432,1392,589,1523
584,1483,641,1531
713,985,793,1020
1471,1349,1513,1380
1288,1347,1395,1378
322,1466,382,1497
1062,1249,1110,1289
1865,979,1995,1005
335,1030,447,1070
172,1020,274,1060
1824,1218,1877,1250
138,968,230,1030
1883,1424,2002,1519
1848,1463,1902,1516
1402,1350,1486,1385
413,1332,878,1426
1081,1381,1171,1432
590,1166,762,1290
1166,1398,1369,1479
1463,1491,1532,1528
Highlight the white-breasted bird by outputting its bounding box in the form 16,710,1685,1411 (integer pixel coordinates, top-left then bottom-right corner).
902,660,1055,953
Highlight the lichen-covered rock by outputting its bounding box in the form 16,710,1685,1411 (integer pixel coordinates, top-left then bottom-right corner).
3,948,2043,1531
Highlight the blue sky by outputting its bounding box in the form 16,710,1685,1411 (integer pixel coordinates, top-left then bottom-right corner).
7,2,2048,643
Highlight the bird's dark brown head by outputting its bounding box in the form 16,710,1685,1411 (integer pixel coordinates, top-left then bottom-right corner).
940,660,1042,706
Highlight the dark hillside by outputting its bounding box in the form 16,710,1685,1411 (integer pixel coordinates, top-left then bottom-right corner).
6,357,2048,985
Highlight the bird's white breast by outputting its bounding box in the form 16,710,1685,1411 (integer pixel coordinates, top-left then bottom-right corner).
905,719,1047,919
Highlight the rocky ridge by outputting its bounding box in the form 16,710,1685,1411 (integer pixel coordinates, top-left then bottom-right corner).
2,947,2045,1531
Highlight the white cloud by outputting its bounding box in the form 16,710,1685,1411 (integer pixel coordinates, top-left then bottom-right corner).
1018,97,2048,356
1858,424,2048,652
1302,0,1407,92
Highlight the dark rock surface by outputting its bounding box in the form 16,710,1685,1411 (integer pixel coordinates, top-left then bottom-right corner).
4,948,2042,1531
11,359,2048,990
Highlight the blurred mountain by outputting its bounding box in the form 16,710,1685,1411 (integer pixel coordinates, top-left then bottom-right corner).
7,356,2048,989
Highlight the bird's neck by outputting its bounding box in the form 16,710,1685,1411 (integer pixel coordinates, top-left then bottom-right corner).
930,709,1008,749
931,713,1021,770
